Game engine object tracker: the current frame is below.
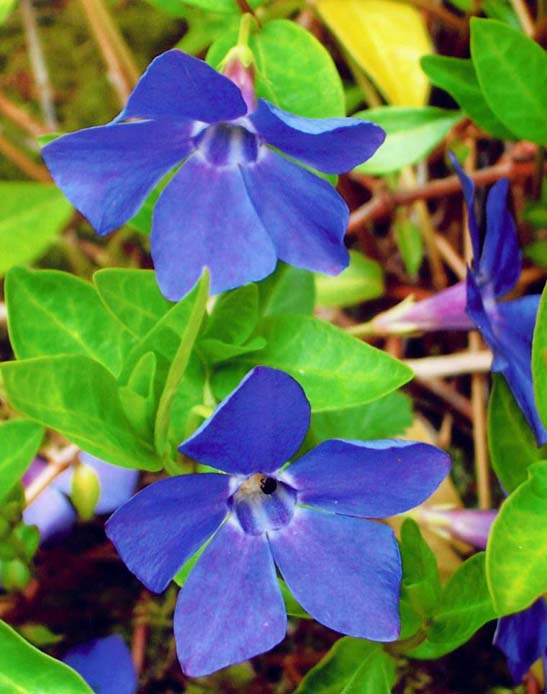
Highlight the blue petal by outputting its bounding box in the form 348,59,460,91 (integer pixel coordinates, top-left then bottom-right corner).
242,149,349,275
449,152,480,262
283,439,449,517
116,49,247,124
174,519,286,677
23,486,76,545
480,179,521,296
151,155,277,299
250,99,385,173
269,508,401,640
180,367,310,475
43,120,193,235
493,599,547,683
62,635,137,694
105,474,230,592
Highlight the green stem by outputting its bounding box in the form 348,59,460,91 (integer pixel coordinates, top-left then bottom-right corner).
385,627,428,655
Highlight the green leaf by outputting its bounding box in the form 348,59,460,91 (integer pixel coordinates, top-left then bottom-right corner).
524,240,547,268
315,250,384,307
420,55,515,140
258,264,315,316
533,283,547,429
488,374,547,493
395,219,424,276
154,272,209,456
0,0,16,23
119,351,158,436
176,7,240,54
198,337,266,366
0,420,43,505
179,0,262,12
208,19,345,117
1,355,161,471
295,638,395,694
6,268,133,376
0,183,73,276
471,18,547,144
279,579,310,619
400,519,441,620
354,107,462,174
410,553,496,659
311,391,412,442
0,620,93,694
93,269,173,338
202,284,260,345
486,462,547,614
212,315,413,411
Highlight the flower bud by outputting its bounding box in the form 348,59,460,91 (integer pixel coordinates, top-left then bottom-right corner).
1,558,31,592
420,507,497,549
71,463,101,522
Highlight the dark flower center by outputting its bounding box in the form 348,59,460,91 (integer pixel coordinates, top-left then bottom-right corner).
194,123,259,166
232,473,296,536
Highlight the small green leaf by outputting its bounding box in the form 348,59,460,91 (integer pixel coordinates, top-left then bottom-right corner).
354,107,462,174
212,315,413,411
420,55,515,140
410,553,496,659
1,356,161,471
208,19,345,117
395,219,424,276
0,620,93,694
198,337,266,366
0,184,73,276
0,420,43,505
486,462,547,614
532,284,547,429
524,240,547,268
311,391,412,442
94,269,173,338
119,352,158,435
7,268,134,376
471,18,547,144
488,374,547,493
178,0,262,12
400,519,441,620
315,250,384,307
202,284,260,346
295,638,395,694
259,264,315,316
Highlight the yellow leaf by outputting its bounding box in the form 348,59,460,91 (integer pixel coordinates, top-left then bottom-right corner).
315,0,432,106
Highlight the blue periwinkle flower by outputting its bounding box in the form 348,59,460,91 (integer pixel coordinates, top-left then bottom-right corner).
494,598,547,686
42,50,385,300
106,367,449,676
62,634,137,694
24,453,138,543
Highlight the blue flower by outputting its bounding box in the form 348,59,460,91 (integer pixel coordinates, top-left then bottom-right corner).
106,366,449,676
24,453,138,543
494,598,547,686
42,50,385,300
62,634,137,694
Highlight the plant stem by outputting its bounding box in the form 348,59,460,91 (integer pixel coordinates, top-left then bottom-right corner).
510,0,535,35
0,91,48,137
404,350,492,379
0,134,51,182
24,444,80,507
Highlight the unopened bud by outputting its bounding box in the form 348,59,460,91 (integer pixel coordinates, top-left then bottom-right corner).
71,463,101,522
420,507,497,549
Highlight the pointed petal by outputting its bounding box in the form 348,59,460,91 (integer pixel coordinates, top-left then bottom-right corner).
151,156,277,299
480,179,521,296
105,474,230,592
174,519,286,677
62,635,137,694
450,152,480,261
180,367,310,475
250,99,385,173
23,486,76,544
43,120,192,235
117,49,246,123
270,508,401,641
283,439,449,518
493,599,547,683
242,149,349,275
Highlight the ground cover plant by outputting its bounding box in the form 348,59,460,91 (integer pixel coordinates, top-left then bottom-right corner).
0,0,546,692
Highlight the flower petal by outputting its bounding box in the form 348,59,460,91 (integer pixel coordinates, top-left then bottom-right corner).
105,474,230,592
480,179,521,296
174,519,286,677
450,152,480,261
62,635,137,694
250,99,385,173
180,367,310,475
242,149,349,275
493,599,547,683
283,439,450,518
151,156,277,299
43,120,192,235
23,486,76,544
269,508,401,641
116,49,247,124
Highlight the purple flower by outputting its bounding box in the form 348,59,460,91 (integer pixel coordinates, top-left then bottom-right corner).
24,453,138,544
42,50,385,300
106,366,449,676
494,598,547,686
62,634,137,694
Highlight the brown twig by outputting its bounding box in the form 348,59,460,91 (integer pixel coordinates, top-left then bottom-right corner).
24,444,80,507
405,350,492,379
0,91,48,138
414,376,473,420
0,134,51,182
510,0,535,35
394,0,467,32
